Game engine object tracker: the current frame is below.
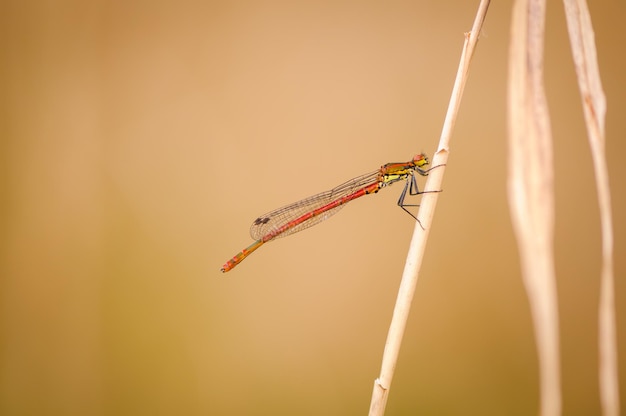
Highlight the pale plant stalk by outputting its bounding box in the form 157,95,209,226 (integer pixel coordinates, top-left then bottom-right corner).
508,1,561,415
367,1,490,415
562,1,618,415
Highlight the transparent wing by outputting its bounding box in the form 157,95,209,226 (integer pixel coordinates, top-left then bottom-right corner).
250,169,380,241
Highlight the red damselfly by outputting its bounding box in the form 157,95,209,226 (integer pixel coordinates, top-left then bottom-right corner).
221,154,432,272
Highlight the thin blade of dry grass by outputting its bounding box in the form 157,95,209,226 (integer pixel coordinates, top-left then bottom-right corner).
508,0,561,415
562,1,618,415
367,1,490,415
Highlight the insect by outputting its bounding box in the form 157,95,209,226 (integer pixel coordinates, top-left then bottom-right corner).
221,154,432,272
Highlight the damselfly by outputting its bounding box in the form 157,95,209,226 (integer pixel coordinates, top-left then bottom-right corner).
221,154,433,272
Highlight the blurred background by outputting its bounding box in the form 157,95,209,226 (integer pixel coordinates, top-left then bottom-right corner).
1,1,624,415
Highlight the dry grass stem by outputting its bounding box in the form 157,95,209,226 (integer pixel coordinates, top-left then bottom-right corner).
508,0,561,415
367,1,490,415
562,1,618,415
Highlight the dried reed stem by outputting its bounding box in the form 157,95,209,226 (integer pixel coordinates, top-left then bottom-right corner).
368,1,490,414
508,0,561,415
562,1,618,415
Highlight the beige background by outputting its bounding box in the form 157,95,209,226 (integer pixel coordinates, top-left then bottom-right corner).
1,1,625,415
